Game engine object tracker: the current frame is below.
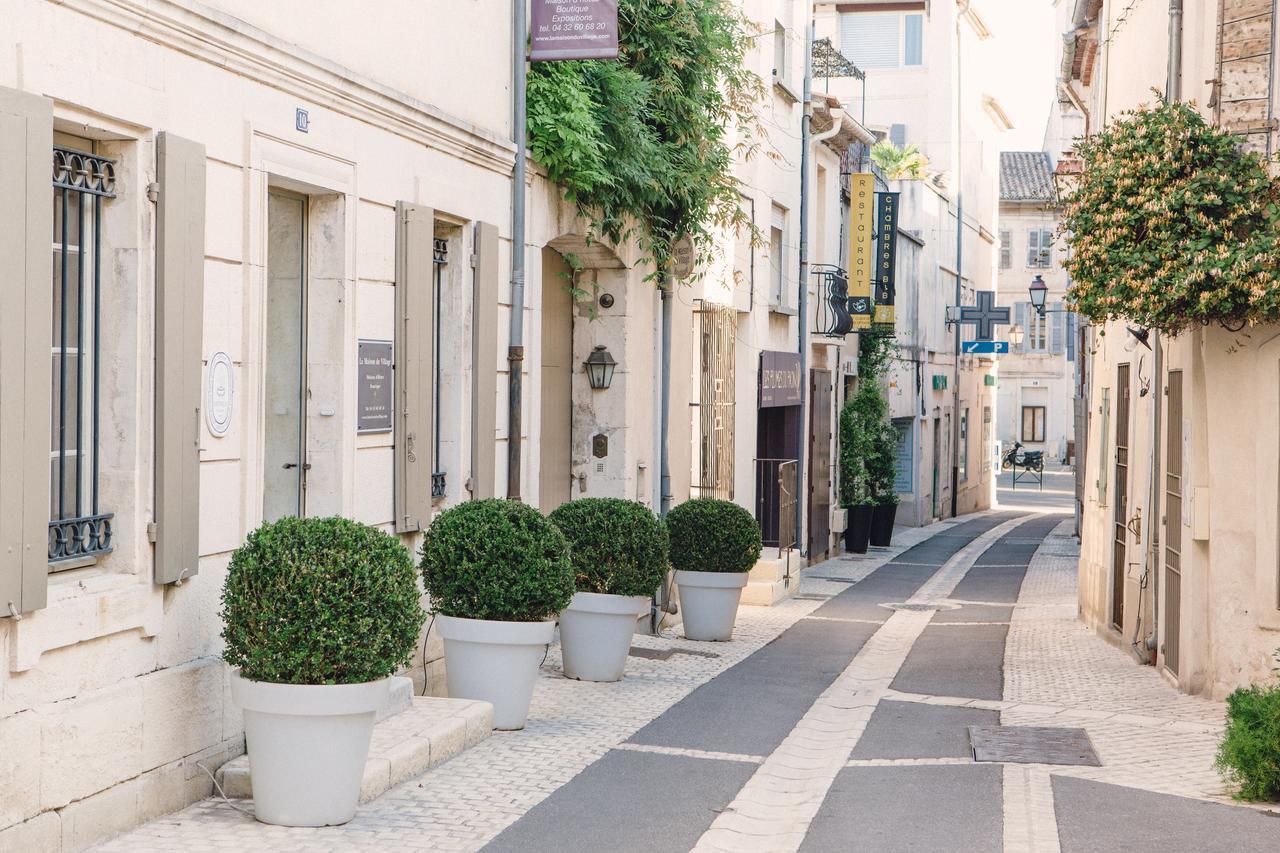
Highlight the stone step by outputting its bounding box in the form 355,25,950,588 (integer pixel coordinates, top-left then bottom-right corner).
742,576,796,607
215,695,493,803
748,549,803,584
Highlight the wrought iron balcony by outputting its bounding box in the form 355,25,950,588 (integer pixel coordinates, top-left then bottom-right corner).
49,513,114,564
812,264,853,338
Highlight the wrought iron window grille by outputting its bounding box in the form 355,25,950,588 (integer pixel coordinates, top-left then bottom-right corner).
432,237,447,500
49,146,116,567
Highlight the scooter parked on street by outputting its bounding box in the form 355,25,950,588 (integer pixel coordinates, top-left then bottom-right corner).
1001,441,1044,472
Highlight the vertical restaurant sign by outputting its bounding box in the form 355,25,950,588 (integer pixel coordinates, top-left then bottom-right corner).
874,191,900,327
847,174,874,330
357,340,394,433
531,1,619,61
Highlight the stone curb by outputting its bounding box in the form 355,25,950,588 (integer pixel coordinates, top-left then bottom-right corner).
215,695,494,802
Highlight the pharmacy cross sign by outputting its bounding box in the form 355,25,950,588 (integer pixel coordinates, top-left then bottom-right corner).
958,290,1011,341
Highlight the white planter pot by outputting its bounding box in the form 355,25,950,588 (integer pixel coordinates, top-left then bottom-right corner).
437,614,554,730
674,570,749,641
559,592,649,682
229,670,389,827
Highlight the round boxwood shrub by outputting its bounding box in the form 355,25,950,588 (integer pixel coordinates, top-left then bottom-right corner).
667,498,762,574
420,498,575,622
549,498,669,597
221,516,424,685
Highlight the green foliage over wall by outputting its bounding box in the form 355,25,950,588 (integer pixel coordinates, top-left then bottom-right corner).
1061,100,1280,334
526,0,766,274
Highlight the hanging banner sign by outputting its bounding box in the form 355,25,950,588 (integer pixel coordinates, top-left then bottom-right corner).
531,1,619,61
873,191,900,328
847,173,874,330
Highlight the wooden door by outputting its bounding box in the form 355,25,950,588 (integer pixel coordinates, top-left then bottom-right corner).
1112,364,1131,630
1164,370,1183,675
808,369,832,561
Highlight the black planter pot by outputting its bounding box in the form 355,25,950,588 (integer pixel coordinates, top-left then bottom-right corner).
870,503,898,547
843,505,873,554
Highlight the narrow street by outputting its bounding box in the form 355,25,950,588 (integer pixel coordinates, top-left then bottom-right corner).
97,475,1272,853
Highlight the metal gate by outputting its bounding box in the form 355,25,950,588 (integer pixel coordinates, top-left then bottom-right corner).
1112,364,1131,631
1164,370,1183,676
808,370,833,561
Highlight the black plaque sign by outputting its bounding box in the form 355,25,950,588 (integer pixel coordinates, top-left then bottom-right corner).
357,340,393,434
759,351,802,408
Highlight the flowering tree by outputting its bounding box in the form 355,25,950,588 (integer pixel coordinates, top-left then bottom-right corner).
1061,100,1280,334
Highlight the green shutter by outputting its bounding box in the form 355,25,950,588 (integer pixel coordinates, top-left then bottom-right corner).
394,202,434,532
471,221,500,500
0,87,53,615
154,132,206,584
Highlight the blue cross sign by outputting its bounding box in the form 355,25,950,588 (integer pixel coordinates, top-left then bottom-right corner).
958,291,1011,341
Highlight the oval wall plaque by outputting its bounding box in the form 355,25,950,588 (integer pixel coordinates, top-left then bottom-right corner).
206,351,234,437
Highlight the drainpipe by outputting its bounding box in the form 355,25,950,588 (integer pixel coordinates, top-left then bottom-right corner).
1139,0,1182,659
652,269,675,632
951,1,969,520
797,20,814,556
506,0,528,500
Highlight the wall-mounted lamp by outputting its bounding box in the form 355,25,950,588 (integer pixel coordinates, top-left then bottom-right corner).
583,345,617,390
1029,274,1049,317
1007,324,1025,347
1126,325,1152,351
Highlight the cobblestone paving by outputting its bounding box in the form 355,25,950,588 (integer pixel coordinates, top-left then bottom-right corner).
97,512,1245,853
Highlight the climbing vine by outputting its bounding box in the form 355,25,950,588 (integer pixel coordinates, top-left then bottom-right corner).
526,0,767,276
1061,99,1280,334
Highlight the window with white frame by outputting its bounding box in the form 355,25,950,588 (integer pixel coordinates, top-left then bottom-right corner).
770,203,787,309
1027,228,1053,268
49,134,115,568
839,12,924,70
999,229,1011,269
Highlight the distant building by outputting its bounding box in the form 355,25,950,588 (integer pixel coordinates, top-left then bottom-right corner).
995,151,1077,466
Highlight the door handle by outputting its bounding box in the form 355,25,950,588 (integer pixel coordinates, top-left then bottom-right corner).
282,462,312,471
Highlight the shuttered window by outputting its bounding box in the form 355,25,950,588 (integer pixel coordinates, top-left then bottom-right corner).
1,86,54,615
1027,228,1053,268
154,132,206,584
471,221,500,500
999,229,1011,269
904,14,924,66
840,13,901,70
890,123,907,148
394,202,435,533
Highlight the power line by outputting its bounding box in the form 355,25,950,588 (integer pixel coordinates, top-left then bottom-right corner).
1098,0,1149,51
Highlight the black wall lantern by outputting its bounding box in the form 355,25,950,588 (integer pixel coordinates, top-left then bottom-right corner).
583,345,617,390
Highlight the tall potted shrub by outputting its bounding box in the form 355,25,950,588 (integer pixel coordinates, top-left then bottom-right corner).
869,419,901,547
669,499,762,641
549,498,668,682
420,499,575,730
839,384,877,554
222,516,424,827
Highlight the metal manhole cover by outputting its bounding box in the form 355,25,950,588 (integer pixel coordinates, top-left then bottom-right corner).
968,725,1101,766
881,601,960,612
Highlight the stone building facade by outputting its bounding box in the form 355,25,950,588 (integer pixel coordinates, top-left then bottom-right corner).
1069,0,1280,699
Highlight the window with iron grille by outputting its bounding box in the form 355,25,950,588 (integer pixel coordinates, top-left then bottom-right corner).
49,143,115,568
432,236,447,500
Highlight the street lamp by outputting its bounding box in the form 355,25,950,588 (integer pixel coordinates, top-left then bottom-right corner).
1008,324,1025,347
1028,274,1049,317
583,345,617,390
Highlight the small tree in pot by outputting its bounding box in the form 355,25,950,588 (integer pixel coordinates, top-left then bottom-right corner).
222,516,424,827
668,498,762,641
420,499,574,730
869,419,901,547
839,383,878,554
549,498,668,682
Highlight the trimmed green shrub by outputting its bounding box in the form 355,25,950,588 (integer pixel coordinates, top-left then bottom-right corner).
1217,681,1280,800
871,421,901,507
221,516,424,685
549,498,669,597
667,498,762,574
420,499,575,622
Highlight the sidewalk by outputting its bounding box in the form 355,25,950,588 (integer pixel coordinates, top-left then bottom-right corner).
96,508,1266,853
